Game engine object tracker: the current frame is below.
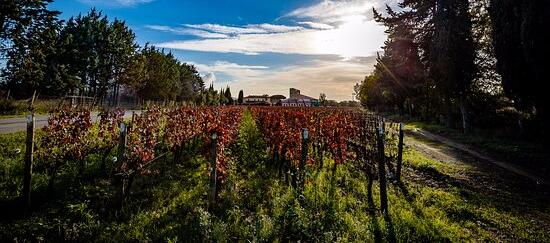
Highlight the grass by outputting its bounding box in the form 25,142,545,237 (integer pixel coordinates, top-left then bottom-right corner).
0,99,63,117
0,109,549,241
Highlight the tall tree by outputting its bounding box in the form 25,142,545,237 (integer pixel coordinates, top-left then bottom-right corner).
319,93,327,106
1,0,61,98
109,18,139,105
490,0,550,139
224,86,233,105
134,45,180,100
237,90,244,104
429,0,475,132
1,0,58,57
373,6,425,116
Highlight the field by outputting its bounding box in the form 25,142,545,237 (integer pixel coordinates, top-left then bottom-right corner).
1,106,549,242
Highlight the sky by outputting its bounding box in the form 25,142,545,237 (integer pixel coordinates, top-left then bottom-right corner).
51,0,398,101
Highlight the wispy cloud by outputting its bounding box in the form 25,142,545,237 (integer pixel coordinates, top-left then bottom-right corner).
284,0,400,23
145,25,229,38
297,21,334,30
79,0,155,7
147,1,396,57
184,23,304,36
157,18,385,57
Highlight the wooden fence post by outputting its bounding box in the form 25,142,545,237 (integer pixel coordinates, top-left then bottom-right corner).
396,123,404,181
22,114,35,208
377,127,388,215
299,128,309,191
209,132,218,209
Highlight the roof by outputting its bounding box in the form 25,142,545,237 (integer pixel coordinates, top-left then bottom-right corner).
291,94,318,100
270,95,286,99
244,95,269,98
281,98,319,103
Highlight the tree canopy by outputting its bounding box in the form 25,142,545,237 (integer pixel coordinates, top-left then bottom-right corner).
1,6,204,104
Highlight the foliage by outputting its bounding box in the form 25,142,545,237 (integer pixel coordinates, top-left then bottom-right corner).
1,7,204,105
121,108,164,177
36,107,93,189
489,0,550,141
237,90,244,104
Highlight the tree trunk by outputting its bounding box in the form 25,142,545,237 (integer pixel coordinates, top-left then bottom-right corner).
458,94,471,134
445,97,453,128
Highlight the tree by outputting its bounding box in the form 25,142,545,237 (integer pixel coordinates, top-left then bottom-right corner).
373,7,426,116
109,19,139,105
178,63,203,101
490,0,550,139
1,0,61,98
1,0,59,58
237,90,244,104
224,86,233,105
429,0,475,132
133,45,180,100
57,9,139,103
319,93,327,106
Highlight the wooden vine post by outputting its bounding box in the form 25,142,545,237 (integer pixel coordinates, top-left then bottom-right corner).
396,123,404,181
299,128,309,192
117,122,128,205
376,126,388,215
117,123,128,166
208,132,218,209
22,114,35,208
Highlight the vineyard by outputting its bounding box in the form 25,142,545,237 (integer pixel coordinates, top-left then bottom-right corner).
21,106,403,208
3,105,546,242
0,105,411,240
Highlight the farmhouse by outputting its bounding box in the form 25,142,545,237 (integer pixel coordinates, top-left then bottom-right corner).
281,88,320,107
244,94,287,106
244,95,270,105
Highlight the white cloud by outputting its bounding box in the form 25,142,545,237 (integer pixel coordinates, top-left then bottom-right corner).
145,25,228,38
157,19,386,57
183,23,303,36
202,72,217,84
193,58,377,101
78,0,154,7
298,21,334,30
284,0,400,23
148,1,397,57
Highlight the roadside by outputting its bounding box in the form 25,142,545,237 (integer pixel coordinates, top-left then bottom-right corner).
405,121,550,176
406,128,549,186
0,111,139,134
401,129,550,241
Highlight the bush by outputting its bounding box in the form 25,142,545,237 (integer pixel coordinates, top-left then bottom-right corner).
0,99,18,115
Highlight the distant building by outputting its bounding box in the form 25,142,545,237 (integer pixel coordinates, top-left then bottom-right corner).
244,94,287,106
269,95,286,105
244,95,271,105
281,88,319,107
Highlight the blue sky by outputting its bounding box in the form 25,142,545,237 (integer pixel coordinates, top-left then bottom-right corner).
51,0,397,100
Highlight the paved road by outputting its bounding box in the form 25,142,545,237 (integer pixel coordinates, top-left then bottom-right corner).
0,111,138,134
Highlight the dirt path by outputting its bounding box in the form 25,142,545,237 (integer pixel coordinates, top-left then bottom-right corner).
403,128,550,240
407,128,549,186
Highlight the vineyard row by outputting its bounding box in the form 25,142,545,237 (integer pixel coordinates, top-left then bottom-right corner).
20,106,404,213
